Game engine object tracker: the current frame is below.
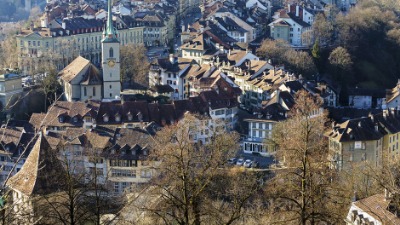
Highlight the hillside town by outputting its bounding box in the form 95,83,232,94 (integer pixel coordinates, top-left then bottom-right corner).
0,0,400,224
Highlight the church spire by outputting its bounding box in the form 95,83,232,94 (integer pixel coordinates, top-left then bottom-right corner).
103,0,118,42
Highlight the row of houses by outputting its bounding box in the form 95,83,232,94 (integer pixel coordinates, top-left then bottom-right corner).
16,0,178,73
326,109,400,170
0,85,239,191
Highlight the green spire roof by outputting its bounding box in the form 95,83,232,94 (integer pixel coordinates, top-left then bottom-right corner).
102,0,119,42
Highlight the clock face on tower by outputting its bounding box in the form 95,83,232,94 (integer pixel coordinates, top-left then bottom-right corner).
107,60,115,67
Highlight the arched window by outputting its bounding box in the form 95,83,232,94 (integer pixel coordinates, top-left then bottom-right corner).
109,47,114,58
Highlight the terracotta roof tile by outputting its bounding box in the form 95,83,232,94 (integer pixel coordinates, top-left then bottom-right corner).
7,134,66,196
58,56,91,83
353,194,400,224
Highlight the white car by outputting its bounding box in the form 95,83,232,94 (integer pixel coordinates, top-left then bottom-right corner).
236,158,244,166
244,159,252,168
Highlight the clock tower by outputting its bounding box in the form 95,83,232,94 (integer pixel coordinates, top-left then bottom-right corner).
102,0,121,99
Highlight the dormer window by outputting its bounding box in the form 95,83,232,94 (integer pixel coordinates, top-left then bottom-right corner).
127,112,133,121
103,114,109,122
73,116,78,123
59,116,64,123
115,113,121,122
137,111,143,122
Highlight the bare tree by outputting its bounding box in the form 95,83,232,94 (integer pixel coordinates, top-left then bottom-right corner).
0,35,18,69
267,90,348,224
328,47,352,71
311,13,334,46
120,44,150,87
133,114,262,224
256,39,290,65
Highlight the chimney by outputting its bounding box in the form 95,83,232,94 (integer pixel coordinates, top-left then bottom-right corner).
169,54,175,64
296,5,300,17
352,191,358,202
385,188,391,201
62,20,66,29
383,110,388,119
288,4,291,12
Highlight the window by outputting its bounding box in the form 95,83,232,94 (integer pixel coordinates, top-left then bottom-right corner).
110,160,137,167
38,41,40,46
89,167,103,175
141,169,152,178
110,93,112,97
121,182,128,191
354,141,366,149
46,42,49,48
84,87,87,96
33,41,36,46
93,87,96,96
111,169,136,177
110,85,112,89
109,47,114,58
114,182,119,193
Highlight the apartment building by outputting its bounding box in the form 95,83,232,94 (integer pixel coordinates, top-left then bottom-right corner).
16,18,144,74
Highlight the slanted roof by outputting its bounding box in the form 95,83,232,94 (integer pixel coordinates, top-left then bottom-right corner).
353,194,400,224
58,56,91,83
80,64,102,85
7,134,66,196
327,117,383,142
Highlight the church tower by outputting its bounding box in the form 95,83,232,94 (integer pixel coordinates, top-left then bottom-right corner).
102,0,121,99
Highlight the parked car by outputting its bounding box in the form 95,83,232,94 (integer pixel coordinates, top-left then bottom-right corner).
228,158,237,165
236,158,244,166
244,159,252,168
251,161,259,168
